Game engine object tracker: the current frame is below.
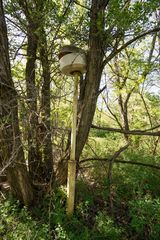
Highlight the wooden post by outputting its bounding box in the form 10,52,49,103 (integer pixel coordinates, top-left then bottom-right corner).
66,73,79,217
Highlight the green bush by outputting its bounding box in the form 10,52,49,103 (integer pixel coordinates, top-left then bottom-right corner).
93,211,123,240
129,196,160,239
0,198,49,240
113,152,160,202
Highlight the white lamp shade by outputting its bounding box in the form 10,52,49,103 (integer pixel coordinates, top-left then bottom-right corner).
59,52,86,76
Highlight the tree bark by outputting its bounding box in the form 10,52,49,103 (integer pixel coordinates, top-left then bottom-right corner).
39,28,53,180
0,0,34,205
18,0,54,181
25,23,41,178
76,1,104,160
17,0,43,179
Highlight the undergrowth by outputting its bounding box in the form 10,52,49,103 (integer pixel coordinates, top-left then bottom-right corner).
1,152,160,239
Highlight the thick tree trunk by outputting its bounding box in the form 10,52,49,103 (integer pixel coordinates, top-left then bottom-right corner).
18,0,53,181
39,29,53,180
0,0,34,205
25,25,41,179
17,0,43,180
76,0,104,159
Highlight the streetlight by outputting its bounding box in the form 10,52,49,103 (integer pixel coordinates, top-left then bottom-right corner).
58,45,87,217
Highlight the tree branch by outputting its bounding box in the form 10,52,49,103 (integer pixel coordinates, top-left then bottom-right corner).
80,158,160,170
74,0,90,11
102,97,123,129
109,142,130,161
103,27,160,67
91,124,160,136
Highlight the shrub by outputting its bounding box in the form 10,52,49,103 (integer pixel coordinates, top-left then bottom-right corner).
93,211,123,240
129,196,160,239
0,198,49,240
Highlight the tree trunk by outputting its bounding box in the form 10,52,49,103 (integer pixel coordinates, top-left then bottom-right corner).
76,0,104,160
0,0,34,205
25,24,41,179
39,28,53,180
18,0,53,181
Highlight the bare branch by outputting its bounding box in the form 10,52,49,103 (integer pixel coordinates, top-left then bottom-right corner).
74,0,90,11
80,158,160,170
103,27,160,67
102,97,123,129
5,16,26,33
91,124,160,136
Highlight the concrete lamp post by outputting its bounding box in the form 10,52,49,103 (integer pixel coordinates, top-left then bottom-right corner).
58,45,87,217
